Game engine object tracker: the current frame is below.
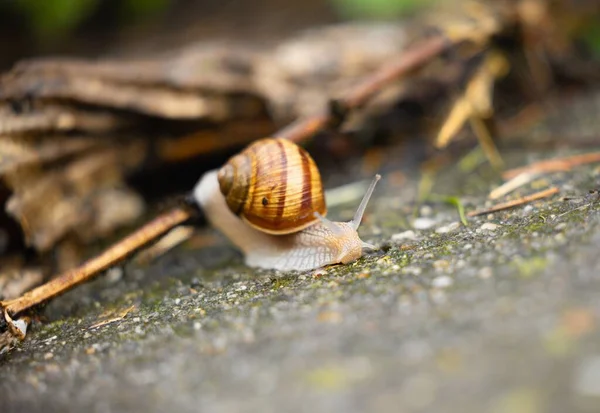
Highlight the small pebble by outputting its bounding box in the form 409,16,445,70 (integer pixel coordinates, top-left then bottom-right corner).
106,267,123,283
433,260,450,271
43,352,54,360
392,230,418,241
413,218,436,230
190,277,203,289
431,275,454,288
573,356,600,397
479,222,499,231
478,267,493,279
404,266,422,276
554,223,567,231
420,205,433,217
436,222,461,234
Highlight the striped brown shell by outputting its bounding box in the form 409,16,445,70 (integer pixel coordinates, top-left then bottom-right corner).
217,138,326,234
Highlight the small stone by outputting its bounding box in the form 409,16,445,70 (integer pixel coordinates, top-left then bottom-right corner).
574,356,600,397
433,260,450,271
479,222,499,231
106,267,123,283
420,205,433,217
431,276,454,288
463,243,473,250
45,364,61,374
190,277,203,289
317,311,343,323
478,267,493,279
435,222,461,234
554,223,567,231
522,205,534,215
413,218,436,230
43,352,54,360
392,230,418,241
404,266,422,276
193,322,202,331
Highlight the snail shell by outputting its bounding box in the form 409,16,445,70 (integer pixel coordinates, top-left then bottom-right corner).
194,170,366,271
217,138,326,235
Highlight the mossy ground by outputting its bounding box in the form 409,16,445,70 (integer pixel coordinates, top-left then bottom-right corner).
1,130,600,412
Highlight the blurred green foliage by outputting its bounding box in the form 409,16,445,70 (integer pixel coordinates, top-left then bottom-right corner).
118,0,170,20
2,0,170,41
582,23,600,57
329,0,435,19
12,0,98,38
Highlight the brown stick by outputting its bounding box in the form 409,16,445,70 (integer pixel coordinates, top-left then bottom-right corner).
1,207,194,317
502,152,600,180
276,36,453,143
467,187,559,217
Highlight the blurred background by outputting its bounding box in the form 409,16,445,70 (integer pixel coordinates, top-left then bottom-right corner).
0,0,441,70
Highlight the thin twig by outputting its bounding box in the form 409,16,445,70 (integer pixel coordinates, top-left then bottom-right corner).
1,207,194,317
467,187,559,217
276,36,453,143
502,152,600,180
488,171,538,199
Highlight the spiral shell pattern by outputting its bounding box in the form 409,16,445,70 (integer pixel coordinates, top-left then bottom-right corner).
217,138,326,234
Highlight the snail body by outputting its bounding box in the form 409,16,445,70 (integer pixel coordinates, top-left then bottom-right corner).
193,138,380,272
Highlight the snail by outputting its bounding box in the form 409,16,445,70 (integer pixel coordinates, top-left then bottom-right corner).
192,137,380,271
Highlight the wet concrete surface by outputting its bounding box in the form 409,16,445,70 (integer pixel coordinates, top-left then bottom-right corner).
1,101,600,412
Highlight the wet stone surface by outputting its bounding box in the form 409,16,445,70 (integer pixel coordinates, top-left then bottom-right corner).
1,146,600,413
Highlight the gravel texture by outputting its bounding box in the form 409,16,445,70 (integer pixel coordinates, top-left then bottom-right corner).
1,98,600,413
